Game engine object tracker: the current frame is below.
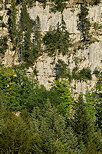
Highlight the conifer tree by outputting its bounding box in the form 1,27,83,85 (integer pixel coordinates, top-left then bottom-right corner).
49,80,73,117
31,102,79,154
8,0,17,48
73,94,94,145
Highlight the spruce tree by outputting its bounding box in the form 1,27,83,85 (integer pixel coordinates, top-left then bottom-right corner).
73,94,94,145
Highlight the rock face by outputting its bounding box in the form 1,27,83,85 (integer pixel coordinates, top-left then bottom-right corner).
28,2,102,93
28,3,80,34
0,2,102,94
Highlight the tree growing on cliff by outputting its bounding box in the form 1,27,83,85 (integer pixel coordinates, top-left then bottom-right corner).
43,15,71,56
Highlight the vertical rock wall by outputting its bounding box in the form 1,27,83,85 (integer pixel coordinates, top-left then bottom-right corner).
0,2,102,94
28,2,102,94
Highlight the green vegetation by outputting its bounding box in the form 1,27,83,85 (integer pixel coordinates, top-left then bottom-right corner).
19,4,42,66
19,4,34,65
50,0,68,12
0,11,8,54
72,95,94,145
0,1,102,153
0,66,48,111
8,0,17,47
43,16,71,55
0,66,102,153
0,0,101,63
49,80,73,116
54,63,92,81
93,22,102,30
96,73,102,91
77,4,91,42
32,16,42,57
1,1,42,65
0,36,8,54
85,92,102,130
93,68,102,91
90,0,101,5
1,0,100,8
0,104,79,153
71,94,102,153
55,59,71,80
72,67,92,80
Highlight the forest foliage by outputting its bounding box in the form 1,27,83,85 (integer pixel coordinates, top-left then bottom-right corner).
0,66,102,153
0,0,102,153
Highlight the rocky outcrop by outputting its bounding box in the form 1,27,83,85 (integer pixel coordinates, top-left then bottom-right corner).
28,2,102,93
0,2,102,94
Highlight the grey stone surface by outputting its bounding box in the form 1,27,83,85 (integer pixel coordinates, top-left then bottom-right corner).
0,2,102,95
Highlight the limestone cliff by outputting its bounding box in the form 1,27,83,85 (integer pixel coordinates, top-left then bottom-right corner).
0,1,102,95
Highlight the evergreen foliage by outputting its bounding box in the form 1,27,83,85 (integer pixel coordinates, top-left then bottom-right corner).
32,16,42,57
20,4,33,65
0,66,102,153
0,1,102,153
86,92,102,130
96,72,102,91
49,80,73,116
0,36,8,54
50,0,68,12
8,0,18,49
72,95,94,144
31,103,79,153
43,16,71,55
0,10,8,54
0,0,101,5
93,69,102,91
0,66,48,111
90,0,101,5
0,104,80,154
77,4,91,42
19,5,42,66
72,67,92,80
55,59,71,80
